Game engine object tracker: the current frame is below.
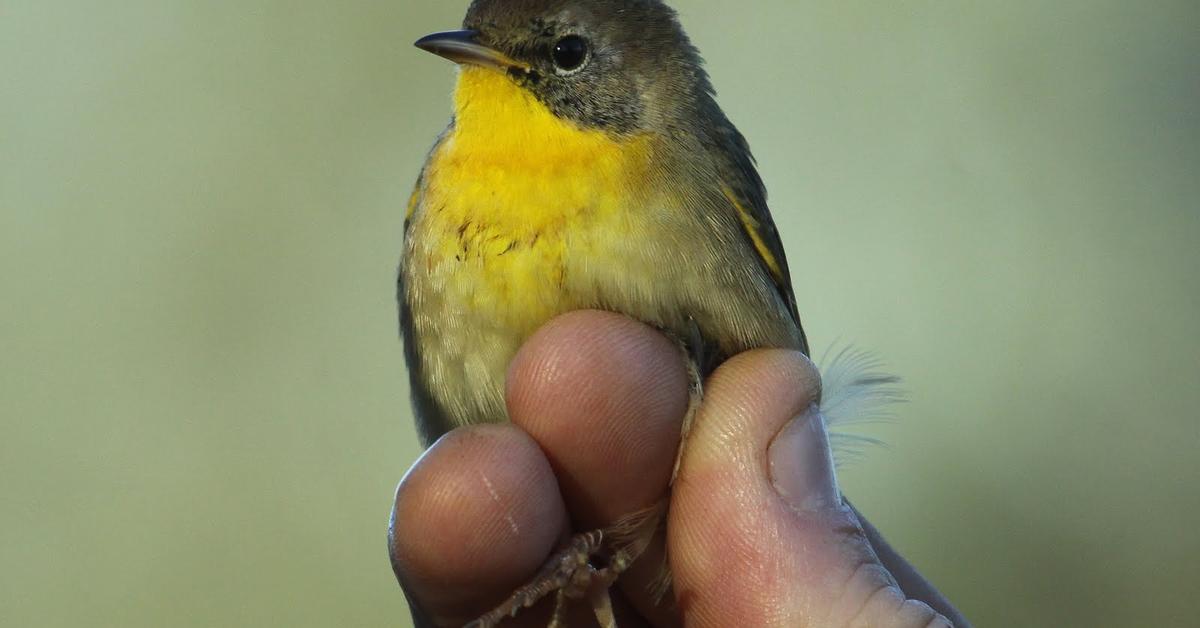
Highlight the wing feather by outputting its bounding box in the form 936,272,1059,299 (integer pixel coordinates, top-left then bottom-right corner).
713,124,808,353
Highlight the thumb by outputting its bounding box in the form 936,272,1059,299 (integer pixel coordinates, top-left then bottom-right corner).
670,350,952,627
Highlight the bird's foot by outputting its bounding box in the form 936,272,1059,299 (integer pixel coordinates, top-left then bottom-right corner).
464,528,631,628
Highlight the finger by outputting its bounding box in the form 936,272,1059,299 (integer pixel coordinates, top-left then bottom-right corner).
389,424,568,626
506,310,688,527
671,349,954,627
506,310,689,623
669,349,825,625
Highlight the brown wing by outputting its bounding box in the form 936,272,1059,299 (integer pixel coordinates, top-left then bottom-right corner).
714,125,809,355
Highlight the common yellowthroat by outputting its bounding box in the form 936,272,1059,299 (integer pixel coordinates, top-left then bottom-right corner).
400,1,887,625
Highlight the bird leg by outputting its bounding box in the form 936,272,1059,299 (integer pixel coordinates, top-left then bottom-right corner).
671,352,705,483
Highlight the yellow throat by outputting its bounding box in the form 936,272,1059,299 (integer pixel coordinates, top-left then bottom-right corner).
418,67,654,228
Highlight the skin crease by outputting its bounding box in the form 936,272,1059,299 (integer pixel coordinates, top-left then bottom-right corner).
390,311,968,627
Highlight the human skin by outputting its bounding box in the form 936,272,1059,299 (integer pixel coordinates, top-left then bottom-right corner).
390,310,968,627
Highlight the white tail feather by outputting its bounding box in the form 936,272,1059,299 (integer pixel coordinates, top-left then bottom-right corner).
817,345,905,467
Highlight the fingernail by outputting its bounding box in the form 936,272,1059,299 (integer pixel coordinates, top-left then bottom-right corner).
769,404,842,512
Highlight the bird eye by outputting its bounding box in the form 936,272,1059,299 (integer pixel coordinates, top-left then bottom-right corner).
551,35,588,73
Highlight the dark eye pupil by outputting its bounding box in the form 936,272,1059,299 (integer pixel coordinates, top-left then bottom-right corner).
552,36,587,71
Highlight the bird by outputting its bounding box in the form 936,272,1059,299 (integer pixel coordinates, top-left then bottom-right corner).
399,0,893,625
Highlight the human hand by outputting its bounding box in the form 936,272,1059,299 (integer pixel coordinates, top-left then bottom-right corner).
389,310,968,627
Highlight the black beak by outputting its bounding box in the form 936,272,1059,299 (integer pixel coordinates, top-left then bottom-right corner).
414,30,529,73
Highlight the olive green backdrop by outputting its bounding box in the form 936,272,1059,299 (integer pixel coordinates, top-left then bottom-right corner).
2,1,1197,626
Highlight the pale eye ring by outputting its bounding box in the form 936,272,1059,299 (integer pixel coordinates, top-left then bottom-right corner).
551,35,589,73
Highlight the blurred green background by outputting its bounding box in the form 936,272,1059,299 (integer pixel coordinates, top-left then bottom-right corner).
2,1,1197,626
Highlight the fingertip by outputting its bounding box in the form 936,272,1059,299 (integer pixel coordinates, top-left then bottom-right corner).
683,348,821,469
506,310,689,434
390,424,567,621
